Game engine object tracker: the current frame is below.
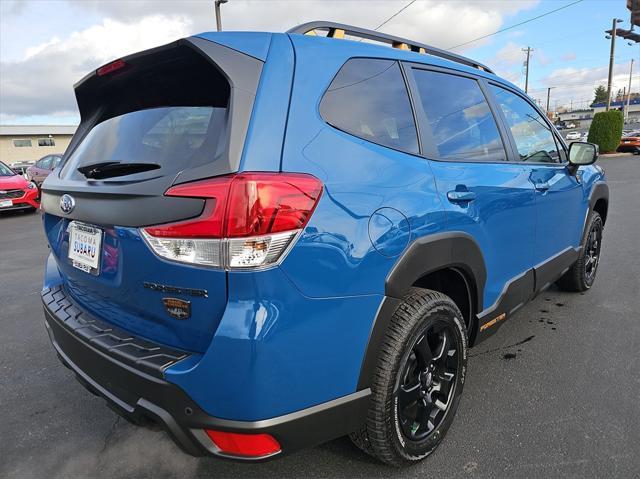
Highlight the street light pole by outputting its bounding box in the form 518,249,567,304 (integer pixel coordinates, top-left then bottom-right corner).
522,46,533,94
606,18,622,111
214,0,228,32
546,86,555,115
626,58,634,121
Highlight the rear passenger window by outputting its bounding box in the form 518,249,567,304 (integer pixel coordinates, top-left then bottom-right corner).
412,69,506,162
320,58,419,155
490,85,561,163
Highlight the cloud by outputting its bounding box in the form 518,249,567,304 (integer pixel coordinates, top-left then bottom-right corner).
560,52,577,62
0,15,192,121
530,60,637,109
0,0,540,122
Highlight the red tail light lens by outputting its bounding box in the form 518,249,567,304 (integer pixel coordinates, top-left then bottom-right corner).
205,430,281,458
226,173,323,237
141,172,323,269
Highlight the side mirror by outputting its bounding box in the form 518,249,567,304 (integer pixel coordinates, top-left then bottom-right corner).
568,141,598,174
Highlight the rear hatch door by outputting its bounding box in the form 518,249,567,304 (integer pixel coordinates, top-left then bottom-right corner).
41,37,264,353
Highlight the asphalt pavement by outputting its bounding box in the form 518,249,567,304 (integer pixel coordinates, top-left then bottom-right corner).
1,157,639,479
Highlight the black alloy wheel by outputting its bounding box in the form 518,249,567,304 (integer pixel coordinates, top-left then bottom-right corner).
349,288,467,466
557,211,604,292
396,321,459,442
583,216,603,286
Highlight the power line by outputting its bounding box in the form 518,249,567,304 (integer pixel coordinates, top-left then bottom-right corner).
449,0,584,50
374,0,417,31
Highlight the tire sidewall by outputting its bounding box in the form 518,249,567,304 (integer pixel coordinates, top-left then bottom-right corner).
389,304,468,462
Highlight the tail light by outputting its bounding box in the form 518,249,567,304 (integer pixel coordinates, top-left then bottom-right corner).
204,429,281,458
141,172,322,269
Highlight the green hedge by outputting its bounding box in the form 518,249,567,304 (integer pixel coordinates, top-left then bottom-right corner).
587,110,623,153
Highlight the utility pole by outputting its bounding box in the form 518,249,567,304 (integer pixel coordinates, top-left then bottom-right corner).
522,47,533,94
605,18,623,111
626,58,634,121
214,0,228,31
546,87,555,115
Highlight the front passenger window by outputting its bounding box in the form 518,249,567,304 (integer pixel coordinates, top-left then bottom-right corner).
490,85,560,163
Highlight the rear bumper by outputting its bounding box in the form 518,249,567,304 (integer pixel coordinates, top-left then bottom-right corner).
42,287,370,460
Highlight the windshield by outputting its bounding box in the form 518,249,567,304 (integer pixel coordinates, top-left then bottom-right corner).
61,106,227,180
0,162,16,176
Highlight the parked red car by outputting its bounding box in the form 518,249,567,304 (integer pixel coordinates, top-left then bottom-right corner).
0,161,40,212
26,154,63,187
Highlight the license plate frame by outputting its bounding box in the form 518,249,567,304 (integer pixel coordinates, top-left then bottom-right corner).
0,199,12,208
68,221,103,275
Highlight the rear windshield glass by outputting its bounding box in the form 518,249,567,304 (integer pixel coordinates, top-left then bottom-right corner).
60,106,227,179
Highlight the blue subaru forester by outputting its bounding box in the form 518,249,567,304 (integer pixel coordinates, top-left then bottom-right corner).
41,22,608,465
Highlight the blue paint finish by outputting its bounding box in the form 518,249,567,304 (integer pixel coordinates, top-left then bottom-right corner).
279,38,445,298
195,31,272,61
527,165,585,264
429,161,536,309
166,267,383,420
43,213,227,353
41,29,609,426
239,34,294,172
368,207,411,257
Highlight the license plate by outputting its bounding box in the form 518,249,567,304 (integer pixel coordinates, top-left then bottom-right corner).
0,199,12,208
68,222,102,274
624,141,631,144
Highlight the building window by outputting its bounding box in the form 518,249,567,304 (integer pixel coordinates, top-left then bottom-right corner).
13,139,32,147
38,138,56,146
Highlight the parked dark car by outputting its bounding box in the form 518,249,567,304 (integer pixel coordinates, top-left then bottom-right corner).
26,154,63,187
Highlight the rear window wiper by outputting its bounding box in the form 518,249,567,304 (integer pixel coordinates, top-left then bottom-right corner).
78,161,161,179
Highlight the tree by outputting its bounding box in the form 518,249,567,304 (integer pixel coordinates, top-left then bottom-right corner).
591,85,609,106
587,110,623,153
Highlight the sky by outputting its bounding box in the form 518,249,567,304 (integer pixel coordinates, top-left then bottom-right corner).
1,0,638,125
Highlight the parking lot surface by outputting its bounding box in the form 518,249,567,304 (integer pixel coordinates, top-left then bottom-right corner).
1,157,639,479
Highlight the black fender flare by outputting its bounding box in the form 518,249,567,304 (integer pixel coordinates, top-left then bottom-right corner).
587,181,609,224
357,232,487,389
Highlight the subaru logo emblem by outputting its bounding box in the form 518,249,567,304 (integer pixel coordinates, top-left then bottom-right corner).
60,194,75,214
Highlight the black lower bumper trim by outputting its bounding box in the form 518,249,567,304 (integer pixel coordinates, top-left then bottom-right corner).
43,298,370,460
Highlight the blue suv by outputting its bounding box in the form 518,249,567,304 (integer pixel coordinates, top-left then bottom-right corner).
41,22,608,465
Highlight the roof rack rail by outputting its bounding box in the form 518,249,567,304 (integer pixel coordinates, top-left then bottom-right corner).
287,21,494,74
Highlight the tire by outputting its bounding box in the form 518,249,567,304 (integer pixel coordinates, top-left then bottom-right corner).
557,211,603,292
350,288,468,466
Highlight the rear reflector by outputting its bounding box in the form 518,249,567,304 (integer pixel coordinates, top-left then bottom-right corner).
97,59,127,76
141,172,322,269
205,430,281,458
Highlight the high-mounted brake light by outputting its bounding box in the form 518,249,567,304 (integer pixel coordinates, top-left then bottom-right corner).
141,172,323,269
205,430,281,458
97,59,127,77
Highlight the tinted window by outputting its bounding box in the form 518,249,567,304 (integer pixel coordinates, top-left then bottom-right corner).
61,106,226,180
0,162,15,176
412,70,506,161
320,59,419,154
491,85,561,163
51,155,62,169
39,156,53,169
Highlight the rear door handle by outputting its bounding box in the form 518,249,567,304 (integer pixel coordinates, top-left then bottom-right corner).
534,181,550,192
447,190,477,203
